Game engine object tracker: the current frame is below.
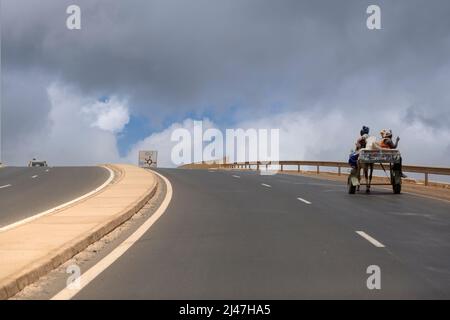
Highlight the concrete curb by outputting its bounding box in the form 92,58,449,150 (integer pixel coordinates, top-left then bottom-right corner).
0,164,158,300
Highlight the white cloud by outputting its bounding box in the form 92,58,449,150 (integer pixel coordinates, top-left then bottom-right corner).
82,98,130,133
6,83,448,169
124,118,216,167
236,109,450,167
123,108,450,168
36,83,124,165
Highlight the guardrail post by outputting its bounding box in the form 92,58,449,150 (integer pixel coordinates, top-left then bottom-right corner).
425,172,429,186
338,166,341,176
297,165,300,172
281,164,284,172
317,165,320,174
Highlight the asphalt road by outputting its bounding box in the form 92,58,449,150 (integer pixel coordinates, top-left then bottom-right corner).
0,166,110,228
74,169,450,299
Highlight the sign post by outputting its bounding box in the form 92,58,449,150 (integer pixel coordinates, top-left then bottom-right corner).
139,151,158,168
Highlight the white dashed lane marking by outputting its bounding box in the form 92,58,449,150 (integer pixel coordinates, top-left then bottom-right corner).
261,183,272,188
31,175,39,179
0,184,12,189
232,175,241,179
297,197,312,205
356,231,385,248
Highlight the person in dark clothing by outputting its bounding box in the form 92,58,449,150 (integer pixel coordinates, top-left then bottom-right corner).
351,126,372,191
355,126,370,151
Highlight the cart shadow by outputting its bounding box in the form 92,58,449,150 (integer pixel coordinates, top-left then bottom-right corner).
352,189,402,196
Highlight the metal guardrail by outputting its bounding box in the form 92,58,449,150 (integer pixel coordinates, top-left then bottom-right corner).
186,160,450,186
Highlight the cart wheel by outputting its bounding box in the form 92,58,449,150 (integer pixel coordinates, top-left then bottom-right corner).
393,183,401,194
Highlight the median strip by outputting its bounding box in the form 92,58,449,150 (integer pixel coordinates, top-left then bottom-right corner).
0,164,158,300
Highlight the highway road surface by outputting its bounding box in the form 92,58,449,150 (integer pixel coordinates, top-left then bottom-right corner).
0,166,110,228
70,169,450,299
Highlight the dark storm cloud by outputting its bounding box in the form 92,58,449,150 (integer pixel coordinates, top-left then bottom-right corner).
404,105,450,130
3,0,450,117
1,0,450,164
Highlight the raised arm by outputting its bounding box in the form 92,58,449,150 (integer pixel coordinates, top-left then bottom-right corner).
393,136,400,149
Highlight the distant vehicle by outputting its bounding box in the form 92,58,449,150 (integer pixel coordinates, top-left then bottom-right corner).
28,159,48,167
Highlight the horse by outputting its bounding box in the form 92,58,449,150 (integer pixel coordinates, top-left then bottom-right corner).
357,136,377,193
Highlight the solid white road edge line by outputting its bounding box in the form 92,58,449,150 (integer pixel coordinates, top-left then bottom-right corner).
297,197,312,205
261,183,271,188
356,231,385,248
0,184,12,189
51,170,173,300
0,166,115,233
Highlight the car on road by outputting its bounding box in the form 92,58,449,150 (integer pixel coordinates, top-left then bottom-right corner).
28,159,48,167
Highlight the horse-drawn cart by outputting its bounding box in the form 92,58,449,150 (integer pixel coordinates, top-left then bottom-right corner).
348,149,402,194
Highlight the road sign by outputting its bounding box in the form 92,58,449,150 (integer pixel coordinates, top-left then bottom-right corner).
139,151,158,168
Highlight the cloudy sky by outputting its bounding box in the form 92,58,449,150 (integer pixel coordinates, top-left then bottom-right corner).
1,0,450,167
